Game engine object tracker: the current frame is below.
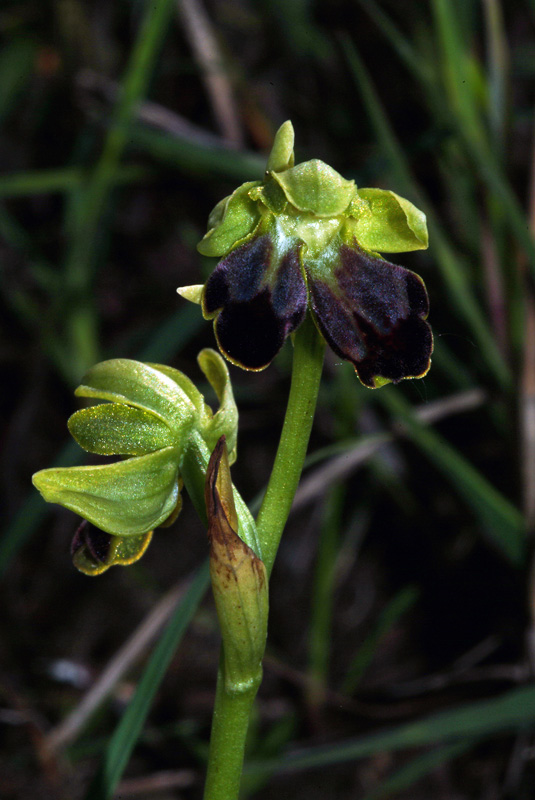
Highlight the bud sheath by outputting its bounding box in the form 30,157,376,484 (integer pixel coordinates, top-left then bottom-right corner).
205,437,268,694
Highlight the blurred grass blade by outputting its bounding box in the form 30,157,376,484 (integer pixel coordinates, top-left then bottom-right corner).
359,3,535,281
130,124,265,181
378,388,525,564
248,684,535,774
431,0,485,146
137,304,206,362
483,0,509,153
364,741,472,800
61,0,177,379
342,586,419,695
0,165,150,198
0,38,37,124
356,0,433,84
462,134,535,277
340,36,511,389
0,206,59,295
0,441,83,579
83,561,210,800
307,485,344,705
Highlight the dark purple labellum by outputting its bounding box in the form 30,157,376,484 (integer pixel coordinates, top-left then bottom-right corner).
203,233,307,370
71,520,112,564
307,244,433,387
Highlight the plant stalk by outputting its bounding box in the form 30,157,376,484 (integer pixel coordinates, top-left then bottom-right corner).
203,658,262,800
203,315,325,799
256,313,325,575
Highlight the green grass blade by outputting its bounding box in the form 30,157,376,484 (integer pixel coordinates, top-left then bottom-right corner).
0,165,150,198
61,0,177,378
378,388,525,564
431,0,485,146
0,441,83,578
360,2,535,283
0,38,37,124
83,560,210,800
364,741,472,800
136,304,205,363
130,124,266,181
340,36,511,389
483,0,508,153
356,0,433,85
68,0,176,251
247,684,535,774
307,485,344,704
342,586,419,695
461,134,535,276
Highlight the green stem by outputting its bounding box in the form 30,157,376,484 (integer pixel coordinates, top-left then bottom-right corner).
203,659,261,800
202,316,324,800
256,313,325,575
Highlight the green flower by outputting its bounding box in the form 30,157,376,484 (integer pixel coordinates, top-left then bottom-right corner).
178,121,432,389
33,351,237,575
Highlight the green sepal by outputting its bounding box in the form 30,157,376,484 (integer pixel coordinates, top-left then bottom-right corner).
249,179,287,215
145,362,210,421
75,359,195,433
32,446,181,536
68,404,175,456
148,352,238,462
266,120,295,173
271,159,355,217
176,284,204,305
73,529,154,576
347,188,428,252
197,180,262,257
197,349,238,464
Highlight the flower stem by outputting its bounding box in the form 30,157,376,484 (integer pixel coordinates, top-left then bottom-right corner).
203,658,261,800
256,313,325,575
202,314,324,799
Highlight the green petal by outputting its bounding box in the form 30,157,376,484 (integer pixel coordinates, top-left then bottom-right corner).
266,120,295,172
248,179,287,215
197,349,239,464
68,404,175,456
75,360,195,432
145,362,209,420
271,159,355,217
347,189,428,252
72,525,154,576
32,446,181,536
197,180,262,257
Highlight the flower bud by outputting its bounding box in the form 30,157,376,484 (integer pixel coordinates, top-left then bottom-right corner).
205,437,268,694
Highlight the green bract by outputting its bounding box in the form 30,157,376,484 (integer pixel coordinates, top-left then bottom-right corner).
205,438,268,694
33,351,238,575
180,121,433,389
